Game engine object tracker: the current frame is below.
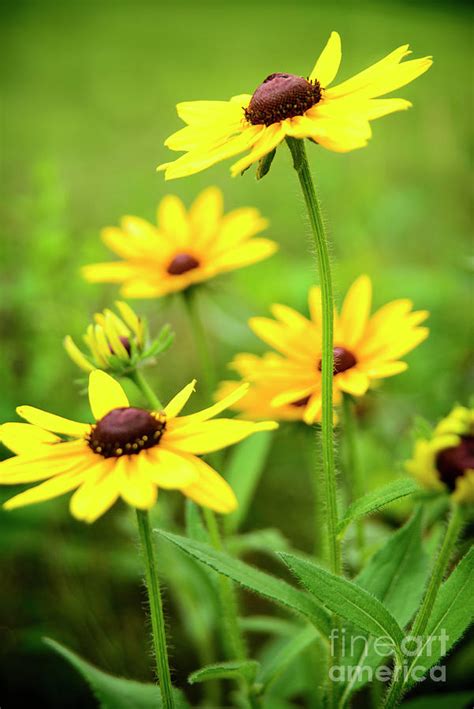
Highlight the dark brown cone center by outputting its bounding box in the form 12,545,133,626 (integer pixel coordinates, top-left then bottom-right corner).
435,435,474,491
88,407,166,458
167,253,200,276
245,73,322,126
318,347,357,375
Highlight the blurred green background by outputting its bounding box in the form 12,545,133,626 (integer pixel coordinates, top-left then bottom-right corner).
1,0,473,706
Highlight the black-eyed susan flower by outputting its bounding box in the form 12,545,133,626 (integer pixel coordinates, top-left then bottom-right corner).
217,276,429,424
82,187,276,298
0,370,277,522
406,406,474,505
63,301,173,375
158,32,432,179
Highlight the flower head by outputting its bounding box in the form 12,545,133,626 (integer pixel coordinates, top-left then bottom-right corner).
82,187,276,298
406,406,474,505
217,276,429,424
64,301,173,375
0,370,277,522
158,32,432,179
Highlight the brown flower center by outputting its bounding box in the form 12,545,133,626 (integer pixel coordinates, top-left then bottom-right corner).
318,347,357,375
167,253,200,276
245,73,322,126
435,435,474,492
88,407,166,458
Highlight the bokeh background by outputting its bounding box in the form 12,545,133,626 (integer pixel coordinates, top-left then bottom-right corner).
1,0,473,706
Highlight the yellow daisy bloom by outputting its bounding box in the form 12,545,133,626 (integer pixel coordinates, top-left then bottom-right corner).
158,32,432,179
82,187,277,298
64,301,173,375
217,275,429,424
0,370,277,523
406,406,474,505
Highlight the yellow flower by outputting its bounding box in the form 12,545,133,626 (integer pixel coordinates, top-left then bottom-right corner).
217,276,429,424
0,370,277,522
406,406,474,505
158,32,432,180
64,301,173,375
82,187,277,298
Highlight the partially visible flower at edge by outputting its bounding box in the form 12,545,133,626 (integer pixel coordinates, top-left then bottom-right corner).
82,186,277,299
158,31,432,180
216,275,429,424
0,370,277,522
64,301,173,375
406,406,474,505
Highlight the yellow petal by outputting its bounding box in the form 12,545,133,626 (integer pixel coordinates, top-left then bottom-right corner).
63,336,95,373
337,369,369,397
3,463,89,511
70,459,119,522
302,394,322,425
88,370,129,421
0,442,89,483
189,186,223,248
182,456,237,513
164,380,197,418
115,301,142,337
339,275,372,348
327,44,412,98
216,208,269,250
142,448,199,488
164,419,278,454
1,423,61,455
358,361,408,378
117,456,158,510
16,406,90,437
230,124,286,177
81,261,139,283
157,194,189,246
210,238,278,271
309,31,342,86
170,383,250,429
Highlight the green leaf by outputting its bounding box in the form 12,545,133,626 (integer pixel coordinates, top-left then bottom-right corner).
240,615,298,637
44,637,188,708
256,149,276,179
227,528,290,556
278,552,404,650
224,430,274,533
403,546,474,690
337,479,420,537
155,529,331,637
184,500,209,544
340,509,430,700
188,660,260,685
257,624,318,688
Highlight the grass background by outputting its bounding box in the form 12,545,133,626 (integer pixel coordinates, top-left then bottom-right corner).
1,0,473,706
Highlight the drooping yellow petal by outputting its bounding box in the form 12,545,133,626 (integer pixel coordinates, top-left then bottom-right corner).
170,383,250,429
164,380,197,418
357,361,408,378
88,370,129,421
63,336,95,373
165,419,277,454
81,261,139,283
16,406,90,437
3,464,89,511
182,456,237,513
230,124,286,176
117,456,158,510
309,31,342,86
339,275,372,348
0,442,89,483
142,448,199,488
337,369,370,397
0,423,61,455
70,459,119,522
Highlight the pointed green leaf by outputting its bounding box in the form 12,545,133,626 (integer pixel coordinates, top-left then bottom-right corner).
227,528,290,556
184,500,209,543
278,553,404,650
340,508,430,700
155,529,331,637
44,637,188,708
224,430,274,533
403,546,474,690
188,660,260,685
337,479,420,538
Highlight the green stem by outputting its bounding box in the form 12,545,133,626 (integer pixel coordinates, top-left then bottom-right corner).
287,137,341,709
342,394,365,558
383,503,463,709
136,509,175,709
286,137,340,577
129,369,163,409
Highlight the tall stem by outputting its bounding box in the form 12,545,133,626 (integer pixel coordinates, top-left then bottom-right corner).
287,137,341,709
342,394,365,557
129,369,163,409
287,137,340,575
383,503,463,709
136,509,175,709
